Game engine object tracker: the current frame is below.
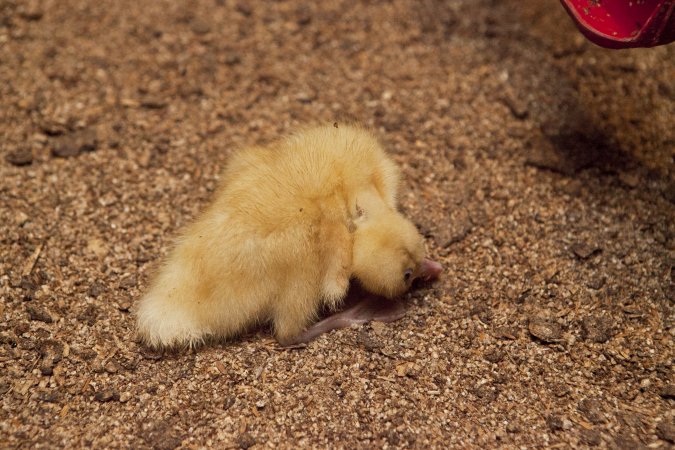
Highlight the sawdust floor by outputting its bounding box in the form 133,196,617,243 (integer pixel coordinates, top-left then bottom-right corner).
1,0,674,448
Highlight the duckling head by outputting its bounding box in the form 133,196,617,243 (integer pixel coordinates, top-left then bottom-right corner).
352,209,441,298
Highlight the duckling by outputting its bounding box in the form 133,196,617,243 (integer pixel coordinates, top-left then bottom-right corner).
289,258,442,345
136,124,441,348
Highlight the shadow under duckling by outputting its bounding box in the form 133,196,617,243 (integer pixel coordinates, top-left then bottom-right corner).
136,124,441,349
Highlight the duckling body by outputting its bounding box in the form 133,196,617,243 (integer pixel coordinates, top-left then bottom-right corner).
136,124,438,348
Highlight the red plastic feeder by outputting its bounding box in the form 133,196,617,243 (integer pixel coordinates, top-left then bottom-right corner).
560,0,675,48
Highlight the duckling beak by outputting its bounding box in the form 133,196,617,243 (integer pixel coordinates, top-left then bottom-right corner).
416,258,443,281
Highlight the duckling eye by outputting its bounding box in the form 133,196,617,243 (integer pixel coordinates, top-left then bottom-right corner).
403,268,413,283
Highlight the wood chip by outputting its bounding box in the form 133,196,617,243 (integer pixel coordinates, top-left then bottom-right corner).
22,243,43,277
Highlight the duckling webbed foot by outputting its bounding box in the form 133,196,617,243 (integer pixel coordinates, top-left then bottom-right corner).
282,258,442,346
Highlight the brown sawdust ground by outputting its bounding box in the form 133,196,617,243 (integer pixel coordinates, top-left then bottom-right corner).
1,0,674,448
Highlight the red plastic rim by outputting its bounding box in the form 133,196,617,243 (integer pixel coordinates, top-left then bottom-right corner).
559,0,675,48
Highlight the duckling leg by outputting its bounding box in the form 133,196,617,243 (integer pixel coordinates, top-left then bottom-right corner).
284,294,407,345
319,222,352,310
272,282,322,346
